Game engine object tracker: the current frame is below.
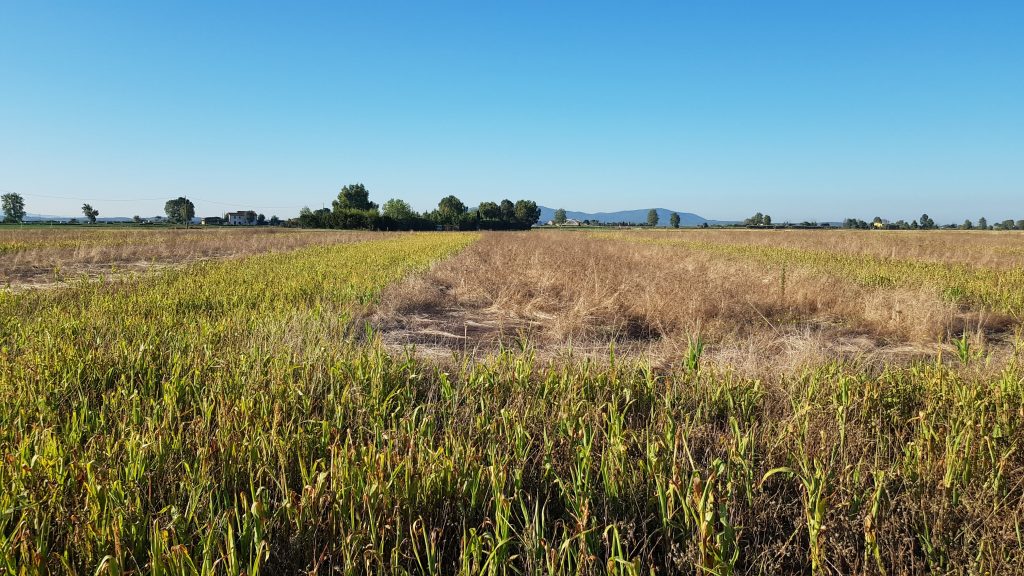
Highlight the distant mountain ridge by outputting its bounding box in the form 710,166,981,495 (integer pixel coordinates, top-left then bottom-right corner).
538,206,728,227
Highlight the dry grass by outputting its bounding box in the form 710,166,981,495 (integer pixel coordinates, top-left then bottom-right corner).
374,230,1021,371
625,228,1024,270
0,227,389,288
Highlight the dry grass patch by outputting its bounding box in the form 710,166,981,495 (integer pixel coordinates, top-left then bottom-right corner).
0,227,388,288
625,228,1024,270
374,231,1018,370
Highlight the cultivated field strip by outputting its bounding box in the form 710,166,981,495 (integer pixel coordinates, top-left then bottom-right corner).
0,228,393,288
0,232,476,572
612,230,1024,319
375,232,1017,369
617,228,1024,270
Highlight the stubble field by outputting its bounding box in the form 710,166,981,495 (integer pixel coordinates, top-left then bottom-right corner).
1,227,1022,574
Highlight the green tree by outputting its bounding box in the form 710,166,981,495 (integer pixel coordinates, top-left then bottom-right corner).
763,214,772,226
646,209,659,227
514,200,541,228
257,213,266,225
1016,220,1024,231
961,219,973,230
478,201,500,220
669,212,680,228
437,195,467,226
554,208,567,225
164,197,195,226
499,199,515,222
746,212,765,226
382,198,417,221
82,203,99,224
919,213,935,229
333,183,378,212
1,193,26,223
978,217,988,230
132,215,142,224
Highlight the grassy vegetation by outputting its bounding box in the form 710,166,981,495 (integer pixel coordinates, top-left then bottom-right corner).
0,228,388,289
1,229,1023,574
618,230,1024,318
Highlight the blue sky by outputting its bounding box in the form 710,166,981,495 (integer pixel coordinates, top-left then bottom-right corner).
1,1,1022,223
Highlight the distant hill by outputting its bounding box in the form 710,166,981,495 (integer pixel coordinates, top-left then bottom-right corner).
538,206,729,227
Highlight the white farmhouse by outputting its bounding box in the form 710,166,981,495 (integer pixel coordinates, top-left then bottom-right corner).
226,211,257,225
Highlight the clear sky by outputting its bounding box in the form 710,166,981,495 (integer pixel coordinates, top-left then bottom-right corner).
2,1,1022,223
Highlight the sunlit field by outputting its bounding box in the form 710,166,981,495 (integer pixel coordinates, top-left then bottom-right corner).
0,227,386,289
1,228,1022,574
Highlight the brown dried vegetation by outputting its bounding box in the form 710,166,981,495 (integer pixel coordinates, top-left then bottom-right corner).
0,227,387,288
375,230,1021,371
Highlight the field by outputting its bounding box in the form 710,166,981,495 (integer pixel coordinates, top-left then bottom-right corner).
1,227,1023,574
0,227,385,289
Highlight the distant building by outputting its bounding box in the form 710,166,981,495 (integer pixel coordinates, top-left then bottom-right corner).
201,216,224,226
545,218,583,227
226,211,257,225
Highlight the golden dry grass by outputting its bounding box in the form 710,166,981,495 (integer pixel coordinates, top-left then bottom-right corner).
375,230,1022,372
625,227,1024,269
0,227,389,288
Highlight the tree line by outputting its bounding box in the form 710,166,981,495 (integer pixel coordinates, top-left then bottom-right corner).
844,214,1024,231
296,184,541,231
4,190,1023,232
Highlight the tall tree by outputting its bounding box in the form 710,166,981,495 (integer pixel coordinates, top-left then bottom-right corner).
82,203,99,224
1016,220,1024,231
2,193,26,223
164,197,195,226
437,195,467,226
646,209,659,227
499,199,515,222
978,217,988,230
554,208,567,225
333,183,377,212
669,212,680,228
514,200,541,228
961,219,973,230
478,201,500,220
382,198,417,221
919,213,935,229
